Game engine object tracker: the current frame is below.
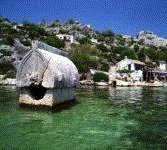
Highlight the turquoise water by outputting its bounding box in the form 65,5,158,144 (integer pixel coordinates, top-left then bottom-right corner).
0,86,167,149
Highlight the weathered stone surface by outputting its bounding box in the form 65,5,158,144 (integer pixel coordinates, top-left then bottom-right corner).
16,41,79,107
17,41,79,88
19,88,76,107
36,41,68,57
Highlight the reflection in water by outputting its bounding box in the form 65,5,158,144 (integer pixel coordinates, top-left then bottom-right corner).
108,87,143,104
0,86,167,149
108,87,167,149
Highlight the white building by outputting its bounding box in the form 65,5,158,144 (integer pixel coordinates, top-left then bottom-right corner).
90,38,99,44
117,56,145,72
56,34,75,43
122,35,132,41
159,61,167,71
115,57,145,82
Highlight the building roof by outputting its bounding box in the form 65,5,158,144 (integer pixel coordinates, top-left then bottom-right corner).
118,57,145,66
36,41,68,57
131,59,145,65
146,69,167,74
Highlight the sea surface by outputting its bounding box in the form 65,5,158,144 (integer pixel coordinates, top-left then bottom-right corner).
0,86,167,150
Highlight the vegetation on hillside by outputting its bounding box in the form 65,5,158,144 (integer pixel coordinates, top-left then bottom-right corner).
44,36,65,48
0,16,167,77
70,44,99,73
93,72,109,82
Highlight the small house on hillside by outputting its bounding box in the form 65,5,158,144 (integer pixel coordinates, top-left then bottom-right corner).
56,34,75,43
117,56,145,72
109,57,145,84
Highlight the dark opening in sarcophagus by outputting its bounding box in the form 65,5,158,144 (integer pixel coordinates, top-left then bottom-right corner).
16,41,79,108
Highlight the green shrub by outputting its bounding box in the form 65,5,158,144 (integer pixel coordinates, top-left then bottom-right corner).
79,37,91,45
23,21,47,39
44,36,65,48
70,51,98,73
102,30,115,37
100,62,109,72
93,72,109,82
59,29,69,34
71,44,99,55
117,69,132,74
0,59,16,75
20,39,31,46
0,49,12,56
2,36,15,46
3,70,16,79
96,44,108,52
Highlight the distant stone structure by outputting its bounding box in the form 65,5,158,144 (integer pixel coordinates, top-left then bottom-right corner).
137,31,167,47
56,34,75,43
16,41,79,108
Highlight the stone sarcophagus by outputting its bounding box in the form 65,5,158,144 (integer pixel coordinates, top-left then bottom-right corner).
16,41,79,108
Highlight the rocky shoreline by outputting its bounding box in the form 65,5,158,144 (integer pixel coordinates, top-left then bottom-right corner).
0,75,16,85
79,79,167,87
0,76,166,87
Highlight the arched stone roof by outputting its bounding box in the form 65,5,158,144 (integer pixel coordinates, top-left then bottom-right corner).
16,45,79,88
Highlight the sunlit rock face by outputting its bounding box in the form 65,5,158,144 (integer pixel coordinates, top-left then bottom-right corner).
138,31,167,47
16,41,79,108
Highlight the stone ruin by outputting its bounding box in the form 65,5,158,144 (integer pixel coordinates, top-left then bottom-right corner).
16,41,79,108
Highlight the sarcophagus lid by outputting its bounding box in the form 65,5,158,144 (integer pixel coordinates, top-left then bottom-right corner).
16,41,79,108
16,41,79,89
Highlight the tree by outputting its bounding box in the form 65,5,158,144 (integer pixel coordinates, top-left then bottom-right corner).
113,46,136,61
100,62,109,72
96,44,108,52
0,57,16,75
144,47,158,62
59,29,69,34
137,48,146,62
93,72,109,82
71,44,99,56
96,34,105,42
102,30,115,37
45,36,65,48
23,21,47,39
2,35,15,46
70,51,98,73
157,47,167,61
79,37,91,45
116,35,125,46
121,48,136,60
70,44,99,72
134,44,140,53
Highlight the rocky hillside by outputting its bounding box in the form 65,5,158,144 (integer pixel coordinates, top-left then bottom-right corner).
0,16,167,77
